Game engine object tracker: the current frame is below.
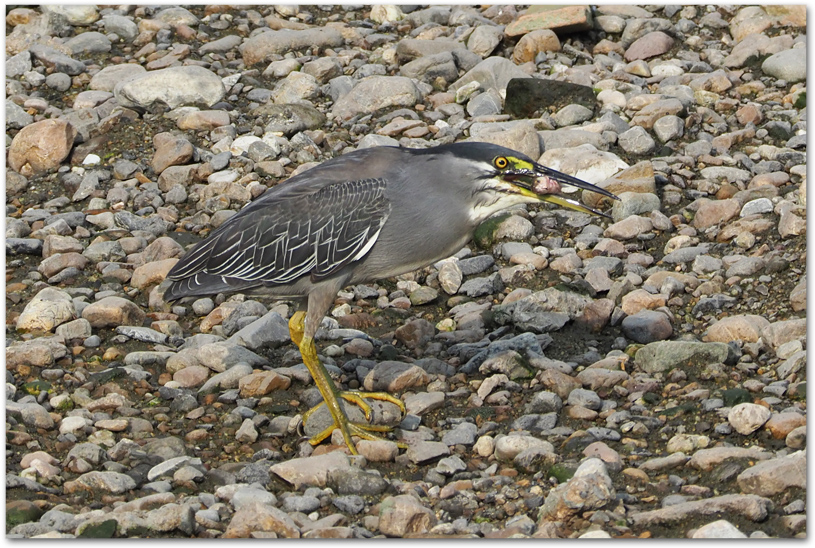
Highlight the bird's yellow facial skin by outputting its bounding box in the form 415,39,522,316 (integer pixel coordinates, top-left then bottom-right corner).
492,155,543,200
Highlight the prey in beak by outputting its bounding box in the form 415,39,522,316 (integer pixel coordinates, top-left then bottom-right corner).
504,163,619,218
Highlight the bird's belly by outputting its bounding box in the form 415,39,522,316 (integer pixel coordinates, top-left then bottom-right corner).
348,230,471,284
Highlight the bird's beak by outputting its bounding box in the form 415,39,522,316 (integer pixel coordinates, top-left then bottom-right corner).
504,163,619,218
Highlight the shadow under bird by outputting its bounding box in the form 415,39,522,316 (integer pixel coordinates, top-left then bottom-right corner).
163,142,619,454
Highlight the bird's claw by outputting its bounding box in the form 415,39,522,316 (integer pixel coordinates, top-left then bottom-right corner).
301,390,407,453
306,420,409,450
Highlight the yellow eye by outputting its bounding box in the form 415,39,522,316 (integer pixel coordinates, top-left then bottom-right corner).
494,157,508,169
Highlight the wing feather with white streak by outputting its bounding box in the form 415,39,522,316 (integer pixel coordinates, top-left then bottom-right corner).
164,178,390,299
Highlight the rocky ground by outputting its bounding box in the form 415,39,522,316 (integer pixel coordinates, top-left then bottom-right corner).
4,4,808,539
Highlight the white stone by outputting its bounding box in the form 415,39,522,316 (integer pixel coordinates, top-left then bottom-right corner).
728,403,771,435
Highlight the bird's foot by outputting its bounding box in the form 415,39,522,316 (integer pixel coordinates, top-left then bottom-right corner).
303,390,406,423
305,414,409,450
302,392,407,452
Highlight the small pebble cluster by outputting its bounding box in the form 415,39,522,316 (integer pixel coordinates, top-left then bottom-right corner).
6,4,806,539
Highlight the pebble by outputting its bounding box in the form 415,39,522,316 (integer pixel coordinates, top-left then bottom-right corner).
728,403,772,435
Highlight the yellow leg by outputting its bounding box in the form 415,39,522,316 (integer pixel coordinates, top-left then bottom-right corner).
288,312,407,453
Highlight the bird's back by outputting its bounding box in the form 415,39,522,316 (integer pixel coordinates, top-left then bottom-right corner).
164,146,409,300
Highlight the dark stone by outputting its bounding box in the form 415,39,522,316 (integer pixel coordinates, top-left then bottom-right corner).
721,388,752,407
236,460,272,485
327,468,387,496
78,519,118,538
333,495,365,515
6,238,43,255
6,500,44,530
505,78,596,119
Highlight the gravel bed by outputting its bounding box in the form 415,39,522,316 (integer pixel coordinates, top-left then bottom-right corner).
5,4,807,539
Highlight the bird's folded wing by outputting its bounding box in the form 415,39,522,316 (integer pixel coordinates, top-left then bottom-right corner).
167,178,391,288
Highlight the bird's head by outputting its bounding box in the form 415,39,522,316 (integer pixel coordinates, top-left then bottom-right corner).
428,142,619,224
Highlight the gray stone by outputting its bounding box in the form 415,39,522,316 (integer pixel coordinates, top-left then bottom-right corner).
622,309,673,343
406,441,450,464
331,76,422,120
761,48,807,83
241,27,345,65
65,471,136,494
692,519,747,538
618,126,656,155
114,66,225,110
451,57,530,96
227,310,291,350
737,450,806,496
635,341,729,373
540,458,615,521
441,422,478,446
630,494,773,526
198,363,254,395
567,388,602,410
103,14,138,41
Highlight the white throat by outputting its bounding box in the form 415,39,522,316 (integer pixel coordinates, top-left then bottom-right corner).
468,181,537,225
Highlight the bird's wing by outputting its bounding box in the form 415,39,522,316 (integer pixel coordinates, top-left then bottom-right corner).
167,178,391,291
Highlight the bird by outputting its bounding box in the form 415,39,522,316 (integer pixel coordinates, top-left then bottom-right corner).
163,142,618,454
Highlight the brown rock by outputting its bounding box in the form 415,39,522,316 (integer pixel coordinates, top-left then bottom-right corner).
736,450,806,496
16,287,75,333
343,338,374,357
585,161,656,209
574,298,614,332
592,39,625,56
761,318,806,349
356,439,399,462
749,172,789,188
42,235,84,258
567,405,598,420
223,501,300,538
364,361,429,393
620,289,667,315
536,368,581,400
8,119,77,176
765,412,806,439
790,278,806,312
394,319,435,350
130,258,178,289
692,198,740,229
716,217,775,242
624,31,675,61
6,7,39,25
505,5,593,37
688,447,772,472
157,164,199,192
511,29,560,64
172,365,210,388
138,236,186,264
177,110,230,131
270,451,352,489
603,215,653,240
6,339,64,369
82,296,146,328
632,494,773,527
378,495,437,537
710,127,755,153
703,314,770,344
778,208,806,238
764,5,807,27
38,252,89,278
631,98,684,129
735,103,763,125
238,370,291,397
151,132,194,174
